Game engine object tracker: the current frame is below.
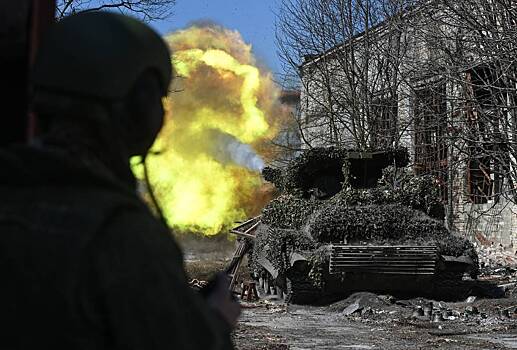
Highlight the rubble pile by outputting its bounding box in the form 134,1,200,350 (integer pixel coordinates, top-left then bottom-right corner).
476,244,517,268
473,243,517,295
478,262,517,297
330,292,517,328
189,279,208,291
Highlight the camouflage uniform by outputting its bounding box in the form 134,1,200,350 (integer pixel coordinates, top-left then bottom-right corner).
0,146,233,349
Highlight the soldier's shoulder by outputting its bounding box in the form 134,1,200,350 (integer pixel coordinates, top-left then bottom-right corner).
99,199,183,262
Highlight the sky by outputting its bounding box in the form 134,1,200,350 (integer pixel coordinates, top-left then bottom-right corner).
150,0,282,76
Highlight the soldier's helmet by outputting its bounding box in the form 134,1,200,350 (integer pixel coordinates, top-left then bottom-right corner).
32,11,172,100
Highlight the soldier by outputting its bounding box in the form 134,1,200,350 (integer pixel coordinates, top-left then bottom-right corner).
0,12,239,349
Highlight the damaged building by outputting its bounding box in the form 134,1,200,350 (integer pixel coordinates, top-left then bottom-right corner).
294,1,517,251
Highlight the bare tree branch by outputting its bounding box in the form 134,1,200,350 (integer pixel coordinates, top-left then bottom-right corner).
56,0,175,21
276,0,517,233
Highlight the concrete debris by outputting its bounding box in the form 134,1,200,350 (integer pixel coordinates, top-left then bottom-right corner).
423,304,433,317
465,296,477,303
189,278,208,290
342,301,363,316
499,309,511,318
328,289,517,332
361,307,373,317
499,282,517,292
412,307,424,317
476,243,517,268
432,313,445,322
465,306,479,315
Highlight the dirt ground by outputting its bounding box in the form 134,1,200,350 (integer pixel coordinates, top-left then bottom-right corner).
180,235,517,350
177,232,235,280
231,262,517,349
232,293,517,350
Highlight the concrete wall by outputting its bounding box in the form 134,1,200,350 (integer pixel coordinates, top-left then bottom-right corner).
458,202,517,250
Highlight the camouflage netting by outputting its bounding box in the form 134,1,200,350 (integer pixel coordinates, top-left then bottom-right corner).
262,147,409,196
261,194,322,229
252,147,478,287
250,224,330,288
282,147,348,194
261,167,283,191
309,203,477,265
250,224,316,278
329,167,445,220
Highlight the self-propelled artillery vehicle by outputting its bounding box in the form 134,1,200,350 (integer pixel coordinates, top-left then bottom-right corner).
246,147,478,304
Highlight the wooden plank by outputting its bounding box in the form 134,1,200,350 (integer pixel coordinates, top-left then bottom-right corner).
229,241,247,290
227,217,260,291
231,215,261,232
243,220,260,234
229,230,256,239
232,217,256,230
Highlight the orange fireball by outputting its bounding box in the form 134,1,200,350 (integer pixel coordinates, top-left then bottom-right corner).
132,24,287,235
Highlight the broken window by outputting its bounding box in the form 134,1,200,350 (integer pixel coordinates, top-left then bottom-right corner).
369,93,398,148
413,80,448,201
467,150,492,204
464,67,505,203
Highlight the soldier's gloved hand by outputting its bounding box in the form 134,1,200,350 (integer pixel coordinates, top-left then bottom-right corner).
203,273,241,328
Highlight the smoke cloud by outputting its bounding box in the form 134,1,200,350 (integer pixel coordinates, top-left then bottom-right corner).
207,129,265,171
